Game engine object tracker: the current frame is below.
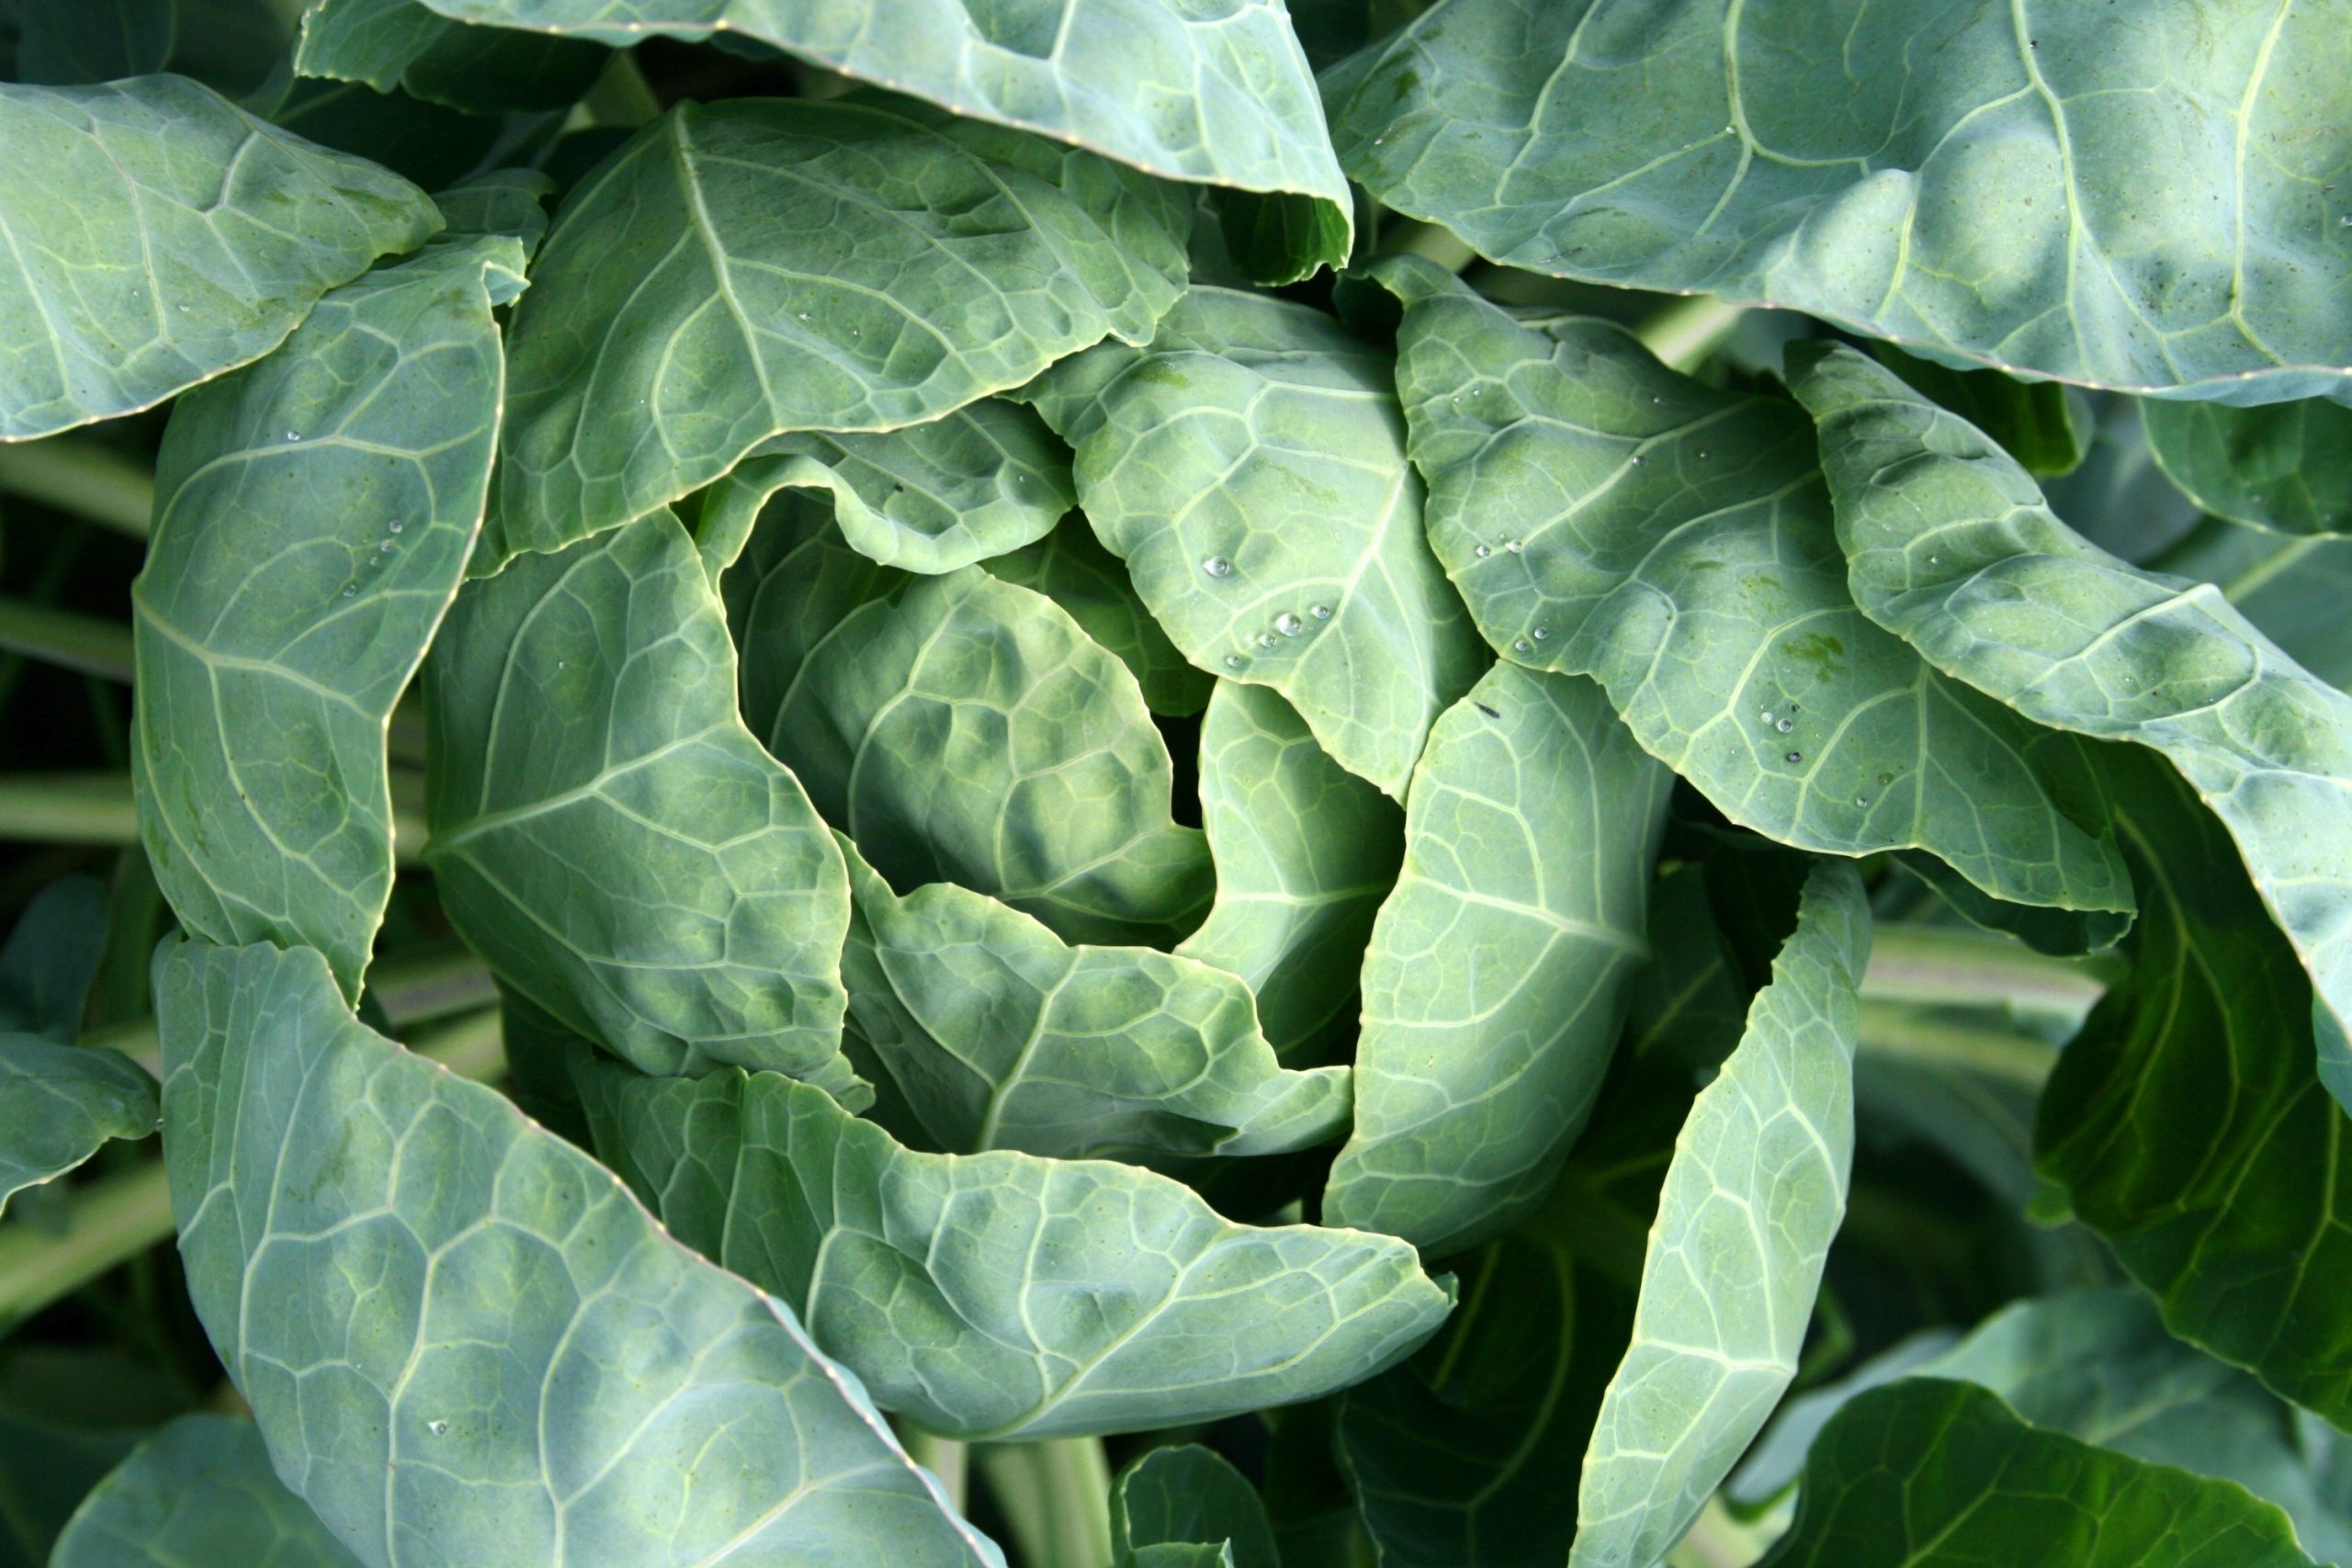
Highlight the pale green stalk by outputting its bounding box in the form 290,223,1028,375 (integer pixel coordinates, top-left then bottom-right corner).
976,1438,1113,1568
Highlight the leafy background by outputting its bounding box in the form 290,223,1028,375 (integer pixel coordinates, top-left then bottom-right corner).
2,1,2351,1565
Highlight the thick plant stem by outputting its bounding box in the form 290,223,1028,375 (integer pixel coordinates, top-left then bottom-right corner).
1634,293,1746,373
0,596,132,682
901,1427,969,1514
0,439,153,536
976,1438,1113,1568
0,1009,505,1328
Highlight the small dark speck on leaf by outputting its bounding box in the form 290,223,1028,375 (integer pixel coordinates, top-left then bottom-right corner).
1475,702,1500,718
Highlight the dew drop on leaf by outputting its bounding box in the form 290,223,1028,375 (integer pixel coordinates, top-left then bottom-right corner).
1504,538,1524,553
1274,612,1303,636
1202,554,1232,577
1258,632,1278,649
1777,717,1792,733
1513,637,1531,652
1224,654,1243,669
1474,544,1491,558
1531,626,1548,640
1310,604,1331,619
1785,750,1802,763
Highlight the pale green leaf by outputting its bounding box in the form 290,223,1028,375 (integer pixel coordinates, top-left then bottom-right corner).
1174,681,1402,1065
155,936,1004,1567
1571,861,1870,1568
1793,344,2352,1108
1367,260,2132,940
2143,398,2352,536
2149,519,2352,691
572,1053,1444,1442
1323,662,1670,1257
979,514,1214,718
839,835,1348,1164
1327,0,2352,403
50,1415,360,1568
1758,1379,2317,1568
485,96,1188,565
0,1040,155,1218
133,237,521,1000
0,75,439,441
408,0,1348,275
1112,1446,1277,1568
424,508,859,1090
695,400,1072,581
296,0,610,113
732,499,1211,947
1026,287,1487,799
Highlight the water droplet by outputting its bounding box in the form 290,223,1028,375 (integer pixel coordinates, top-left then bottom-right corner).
1697,449,1710,460
1202,554,1232,578
1275,611,1304,637
1928,554,1939,565
379,540,396,552
340,585,356,598
1531,626,1548,640
797,311,810,321
1651,395,1665,405
1505,538,1524,553
388,520,403,534
1258,632,1278,649
1224,654,1244,669
1760,709,1776,725
1776,717,1792,733
1474,544,1492,558
1632,455,1646,467
1855,795,1868,807
285,431,301,442
427,1420,448,1436
1878,772,1894,785
1785,750,1803,763
1310,604,1332,619
1513,637,1531,653
176,304,188,314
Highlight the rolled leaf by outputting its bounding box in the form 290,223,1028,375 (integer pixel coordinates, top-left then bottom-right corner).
1370,258,2131,931
1111,1445,1278,1568
1794,344,2352,1108
981,515,1214,718
1027,287,1487,799
572,1054,1449,1441
1758,1379,2317,1568
733,500,1211,947
155,936,1003,1568
134,236,521,999
1571,861,1870,1568
487,96,1187,564
50,1415,360,1567
840,837,1348,1165
0,75,438,441
1175,681,1403,1064
1323,662,1670,1257
1328,0,2352,403
424,508,858,1089
410,0,1349,276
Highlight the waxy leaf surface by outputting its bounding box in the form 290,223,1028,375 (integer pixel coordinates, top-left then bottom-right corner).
1324,663,1668,1257
0,1040,155,1218
1328,0,2352,402
574,1056,1447,1440
296,0,607,112
50,1415,359,1568
1111,1445,1277,1568
1029,287,1486,798
2143,397,2352,536
841,839,1348,1165
0,74,438,441
487,96,1186,564
156,938,1003,1567
425,509,857,1089
980,515,1213,718
1175,681,1403,1064
1374,260,2130,930
1796,345,2352,1109
134,237,520,999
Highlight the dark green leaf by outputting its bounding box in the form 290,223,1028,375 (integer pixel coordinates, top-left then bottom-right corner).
297,0,609,114
156,936,1004,1566
0,75,437,441
1112,1445,1278,1568
134,237,521,998
2143,399,2352,536
0,1039,153,1217
1329,1,2352,402
50,1415,360,1567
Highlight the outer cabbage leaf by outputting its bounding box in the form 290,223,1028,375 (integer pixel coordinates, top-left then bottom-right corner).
1175,681,1403,1064
732,500,1211,947
1323,662,1669,1257
1571,861,1870,1568
134,237,521,1001
1758,1379,2316,1568
430,169,555,260
839,836,1348,1165
571,1054,1447,1441
1795,344,2352,1109
2143,398,2352,536
155,936,1003,1568
2149,520,2352,691
0,1040,156,1218
50,1415,360,1568
1327,0,2352,404
486,96,1187,565
2031,748,2352,1429
408,0,1349,276
1026,287,1486,799
424,508,859,1091
0,74,439,441
1111,1446,1277,1568
1369,259,2131,932
295,0,610,113
980,515,1214,718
